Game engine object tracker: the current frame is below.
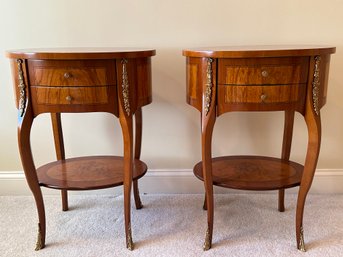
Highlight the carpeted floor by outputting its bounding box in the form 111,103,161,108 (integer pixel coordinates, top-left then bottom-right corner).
1,193,343,257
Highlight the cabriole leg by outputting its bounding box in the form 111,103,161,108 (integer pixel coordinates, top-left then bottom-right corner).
133,108,143,210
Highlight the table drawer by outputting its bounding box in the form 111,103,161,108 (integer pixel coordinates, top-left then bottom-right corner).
28,60,116,87
31,86,110,105
218,84,304,104
218,57,308,85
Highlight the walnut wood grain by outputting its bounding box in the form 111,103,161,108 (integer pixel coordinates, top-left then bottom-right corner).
295,55,322,251
7,48,155,251
50,113,68,211
183,46,335,251
218,57,308,85
6,47,156,59
37,156,147,190
133,108,143,210
279,110,295,212
15,59,46,249
221,84,302,103
183,45,335,58
30,86,118,116
28,59,116,86
194,156,303,190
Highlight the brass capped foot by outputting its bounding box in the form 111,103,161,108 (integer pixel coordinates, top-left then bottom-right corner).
35,223,43,251
126,225,134,251
203,227,211,251
298,226,306,252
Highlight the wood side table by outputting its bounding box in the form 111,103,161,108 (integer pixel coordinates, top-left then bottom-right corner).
6,48,155,250
183,46,335,251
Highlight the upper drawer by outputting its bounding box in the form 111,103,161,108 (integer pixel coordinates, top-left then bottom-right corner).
28,59,116,87
218,57,309,85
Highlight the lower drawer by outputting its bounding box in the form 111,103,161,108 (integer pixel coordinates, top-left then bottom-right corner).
32,86,109,105
217,84,306,113
30,85,118,115
221,84,301,103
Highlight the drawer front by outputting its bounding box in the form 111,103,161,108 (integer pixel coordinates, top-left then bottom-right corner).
217,84,306,113
218,57,308,85
28,60,116,87
219,85,301,104
32,86,109,105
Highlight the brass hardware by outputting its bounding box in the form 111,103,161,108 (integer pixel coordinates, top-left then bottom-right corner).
64,72,71,78
35,223,43,251
298,226,306,252
17,59,26,117
126,223,134,250
261,94,267,102
203,227,211,251
121,59,131,116
204,58,214,115
261,70,268,77
65,96,72,102
312,56,321,115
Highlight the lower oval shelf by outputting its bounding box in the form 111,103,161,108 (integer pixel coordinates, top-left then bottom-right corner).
193,156,304,190
37,156,147,190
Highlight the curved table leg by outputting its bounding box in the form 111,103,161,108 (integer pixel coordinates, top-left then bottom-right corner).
51,113,68,211
119,109,134,251
296,95,321,252
18,110,46,250
133,108,143,210
279,110,295,212
203,194,207,210
202,110,216,250
201,58,217,250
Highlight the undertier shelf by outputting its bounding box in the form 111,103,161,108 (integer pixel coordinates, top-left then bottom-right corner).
37,156,147,190
193,156,304,190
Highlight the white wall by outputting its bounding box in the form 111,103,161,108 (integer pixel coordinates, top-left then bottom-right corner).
1,0,343,193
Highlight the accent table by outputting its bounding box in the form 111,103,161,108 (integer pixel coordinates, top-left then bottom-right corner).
6,48,155,251
183,46,335,251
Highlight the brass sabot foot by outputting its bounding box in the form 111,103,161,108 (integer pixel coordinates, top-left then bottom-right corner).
35,223,43,251
203,227,211,251
298,226,306,252
126,225,134,251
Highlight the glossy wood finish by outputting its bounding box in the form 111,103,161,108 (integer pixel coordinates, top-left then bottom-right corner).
279,110,295,212
183,46,335,251
217,57,308,85
194,156,303,190
7,48,155,251
37,156,147,190
29,60,113,86
6,47,155,59
133,108,143,209
183,45,335,58
50,113,68,211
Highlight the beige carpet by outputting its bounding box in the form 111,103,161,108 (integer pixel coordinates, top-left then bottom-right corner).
1,193,343,257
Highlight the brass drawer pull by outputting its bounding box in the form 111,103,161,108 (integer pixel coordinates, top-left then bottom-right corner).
65,95,72,102
64,72,72,79
260,94,267,102
261,70,268,77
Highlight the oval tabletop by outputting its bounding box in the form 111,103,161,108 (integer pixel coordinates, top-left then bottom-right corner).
182,45,336,58
6,47,156,59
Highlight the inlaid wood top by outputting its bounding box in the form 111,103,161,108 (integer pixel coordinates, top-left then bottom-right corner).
183,45,336,58
6,47,156,59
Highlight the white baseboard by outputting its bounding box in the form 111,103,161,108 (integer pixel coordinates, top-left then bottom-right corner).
1,169,343,196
